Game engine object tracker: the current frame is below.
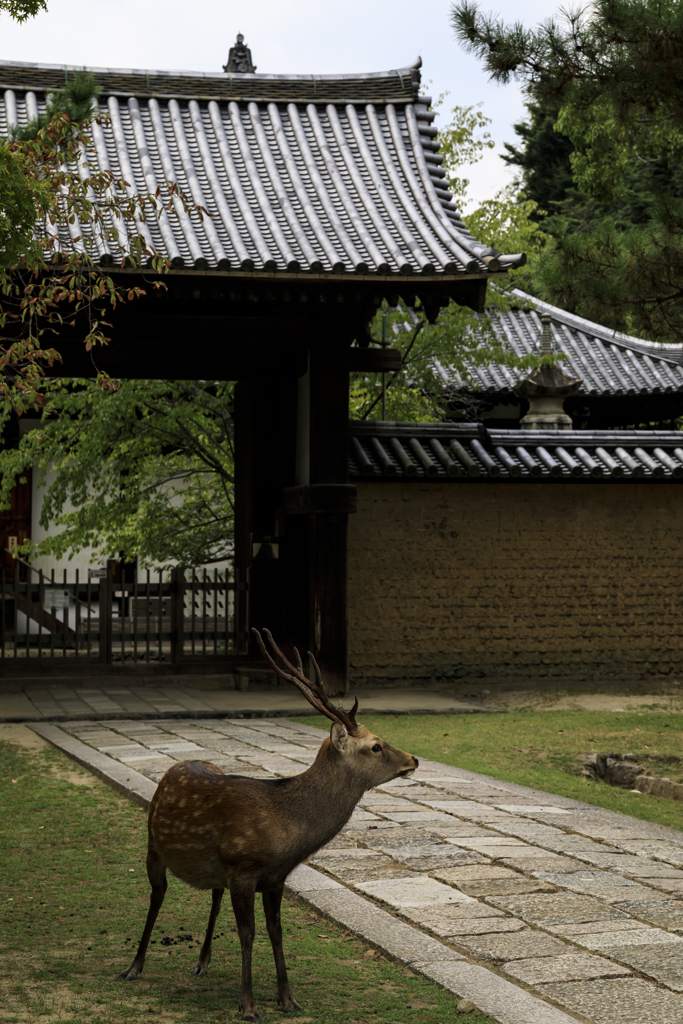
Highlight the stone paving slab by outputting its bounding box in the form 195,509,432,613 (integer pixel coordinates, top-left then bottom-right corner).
29,722,156,808
454,931,571,963
487,893,633,926
539,978,683,1024
26,717,683,1024
503,952,632,984
607,941,683,990
614,900,683,932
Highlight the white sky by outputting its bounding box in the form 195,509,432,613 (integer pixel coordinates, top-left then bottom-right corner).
1,0,558,208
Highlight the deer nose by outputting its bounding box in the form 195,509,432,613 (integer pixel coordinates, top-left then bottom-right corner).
412,756,419,767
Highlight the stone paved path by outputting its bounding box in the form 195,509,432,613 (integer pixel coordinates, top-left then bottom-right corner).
0,682,491,721
32,716,683,1024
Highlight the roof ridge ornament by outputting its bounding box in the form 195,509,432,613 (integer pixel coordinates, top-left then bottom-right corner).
224,33,256,74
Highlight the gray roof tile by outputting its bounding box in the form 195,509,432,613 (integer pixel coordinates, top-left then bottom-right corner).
438,290,683,398
349,422,683,482
0,58,517,277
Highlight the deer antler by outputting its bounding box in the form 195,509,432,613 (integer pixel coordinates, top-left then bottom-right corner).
252,628,359,735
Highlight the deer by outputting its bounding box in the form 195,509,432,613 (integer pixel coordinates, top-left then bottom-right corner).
118,627,419,1021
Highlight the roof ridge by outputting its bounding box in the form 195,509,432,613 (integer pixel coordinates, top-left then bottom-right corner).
0,57,421,87
349,420,683,441
509,288,683,365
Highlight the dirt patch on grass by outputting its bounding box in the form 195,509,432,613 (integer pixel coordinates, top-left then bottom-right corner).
0,724,49,749
482,691,683,714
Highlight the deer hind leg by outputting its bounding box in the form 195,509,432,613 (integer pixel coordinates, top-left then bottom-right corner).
193,887,224,977
230,885,260,1023
263,885,301,1014
118,842,167,981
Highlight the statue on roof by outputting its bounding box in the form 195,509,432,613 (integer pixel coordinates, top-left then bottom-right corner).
224,34,257,74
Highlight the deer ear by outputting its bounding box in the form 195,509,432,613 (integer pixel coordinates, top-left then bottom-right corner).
330,722,349,754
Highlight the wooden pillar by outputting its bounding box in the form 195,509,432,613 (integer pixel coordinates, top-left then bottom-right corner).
307,327,352,695
235,377,298,658
233,381,252,654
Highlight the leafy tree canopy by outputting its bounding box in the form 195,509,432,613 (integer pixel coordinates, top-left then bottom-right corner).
0,70,204,417
0,0,46,21
452,0,683,341
0,378,235,569
11,71,102,142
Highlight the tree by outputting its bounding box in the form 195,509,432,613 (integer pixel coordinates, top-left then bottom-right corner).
501,99,574,217
0,377,235,569
1,55,203,417
451,0,683,341
349,101,549,421
0,0,47,20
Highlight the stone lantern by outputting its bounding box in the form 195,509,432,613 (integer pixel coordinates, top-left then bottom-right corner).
513,313,582,430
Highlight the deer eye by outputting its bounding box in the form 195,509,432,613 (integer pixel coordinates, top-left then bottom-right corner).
372,743,382,753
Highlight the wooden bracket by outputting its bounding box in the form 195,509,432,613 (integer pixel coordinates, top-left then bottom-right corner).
283,484,357,515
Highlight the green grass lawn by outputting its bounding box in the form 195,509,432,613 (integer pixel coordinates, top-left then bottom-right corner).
295,710,683,831
0,738,491,1024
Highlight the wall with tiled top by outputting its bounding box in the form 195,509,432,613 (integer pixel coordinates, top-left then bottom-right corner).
348,481,683,688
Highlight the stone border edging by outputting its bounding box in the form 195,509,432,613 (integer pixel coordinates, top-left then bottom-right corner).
26,722,581,1024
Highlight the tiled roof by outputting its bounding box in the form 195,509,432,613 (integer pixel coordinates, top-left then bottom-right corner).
0,59,521,277
437,289,683,398
349,421,683,482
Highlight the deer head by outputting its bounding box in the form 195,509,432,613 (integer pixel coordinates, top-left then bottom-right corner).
252,628,418,789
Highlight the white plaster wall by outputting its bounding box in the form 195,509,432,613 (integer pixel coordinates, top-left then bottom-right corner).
30,463,100,579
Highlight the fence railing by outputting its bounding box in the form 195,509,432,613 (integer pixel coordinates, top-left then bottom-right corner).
0,561,247,664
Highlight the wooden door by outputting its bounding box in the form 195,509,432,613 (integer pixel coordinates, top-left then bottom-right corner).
0,472,31,580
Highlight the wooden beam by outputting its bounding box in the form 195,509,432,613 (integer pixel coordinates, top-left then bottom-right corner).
349,348,402,372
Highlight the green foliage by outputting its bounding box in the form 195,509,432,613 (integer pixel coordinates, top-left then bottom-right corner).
501,99,574,216
0,85,206,416
349,101,549,421
0,378,235,569
350,290,550,423
452,0,683,340
432,96,495,207
534,199,683,339
0,0,46,20
0,137,51,267
11,71,102,142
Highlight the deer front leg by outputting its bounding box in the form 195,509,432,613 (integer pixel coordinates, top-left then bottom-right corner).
230,885,260,1022
263,885,301,1014
119,844,167,980
193,887,224,977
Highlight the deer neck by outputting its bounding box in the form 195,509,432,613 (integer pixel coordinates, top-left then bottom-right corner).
276,741,365,852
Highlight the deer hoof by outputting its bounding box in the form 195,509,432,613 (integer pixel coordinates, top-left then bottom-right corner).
192,964,208,977
240,1011,262,1023
284,1003,302,1014
117,970,138,982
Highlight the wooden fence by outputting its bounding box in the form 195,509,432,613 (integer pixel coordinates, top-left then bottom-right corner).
0,563,247,665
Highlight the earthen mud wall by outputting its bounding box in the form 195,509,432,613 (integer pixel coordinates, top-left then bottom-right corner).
347,482,683,688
